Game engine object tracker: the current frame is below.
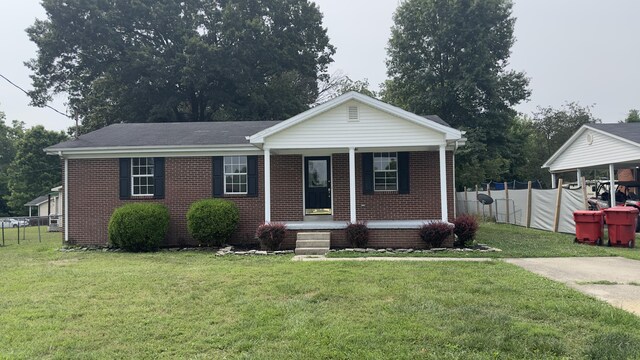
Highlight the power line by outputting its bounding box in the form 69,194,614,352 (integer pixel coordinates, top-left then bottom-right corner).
0,73,71,119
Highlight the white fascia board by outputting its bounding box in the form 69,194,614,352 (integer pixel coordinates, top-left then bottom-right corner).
46,144,262,158
249,92,462,143
541,125,588,169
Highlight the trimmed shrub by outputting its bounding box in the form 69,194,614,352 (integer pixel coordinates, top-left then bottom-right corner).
346,221,369,248
453,214,479,247
256,222,287,251
187,199,239,246
419,221,454,248
108,203,169,252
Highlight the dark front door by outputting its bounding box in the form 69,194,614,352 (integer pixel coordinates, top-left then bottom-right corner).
305,156,331,215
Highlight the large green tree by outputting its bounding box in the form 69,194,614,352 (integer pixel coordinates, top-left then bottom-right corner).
624,109,640,123
27,0,335,132
5,126,67,214
506,103,599,187
0,112,25,216
384,0,530,186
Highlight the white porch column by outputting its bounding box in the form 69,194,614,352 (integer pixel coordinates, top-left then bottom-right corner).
576,168,582,183
64,157,69,242
348,147,356,223
439,144,448,221
551,173,557,189
609,163,615,207
264,148,271,223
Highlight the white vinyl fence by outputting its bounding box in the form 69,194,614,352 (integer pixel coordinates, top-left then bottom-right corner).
456,182,587,234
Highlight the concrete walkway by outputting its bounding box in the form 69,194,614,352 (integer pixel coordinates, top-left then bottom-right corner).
505,257,640,315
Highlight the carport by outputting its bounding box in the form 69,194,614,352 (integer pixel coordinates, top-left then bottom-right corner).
543,123,640,206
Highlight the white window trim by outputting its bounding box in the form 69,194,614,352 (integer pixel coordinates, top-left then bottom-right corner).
224,156,248,195
131,158,155,197
373,152,398,192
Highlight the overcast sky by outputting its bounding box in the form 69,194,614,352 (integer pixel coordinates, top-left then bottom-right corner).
0,0,638,131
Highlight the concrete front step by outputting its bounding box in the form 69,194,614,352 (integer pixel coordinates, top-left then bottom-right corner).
295,239,330,249
296,232,331,241
295,247,330,255
295,232,331,255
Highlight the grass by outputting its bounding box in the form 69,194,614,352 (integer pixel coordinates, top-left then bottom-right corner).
0,225,62,246
2,236,640,358
576,280,620,285
328,222,640,260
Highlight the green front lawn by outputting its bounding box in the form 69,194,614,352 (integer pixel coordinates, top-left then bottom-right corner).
1,237,640,358
328,222,640,260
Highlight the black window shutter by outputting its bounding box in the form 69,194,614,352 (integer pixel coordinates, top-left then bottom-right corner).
153,157,165,199
362,153,374,194
212,156,223,197
398,152,410,194
247,156,258,197
119,158,131,199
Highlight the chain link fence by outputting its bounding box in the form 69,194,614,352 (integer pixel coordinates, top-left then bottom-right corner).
0,215,62,246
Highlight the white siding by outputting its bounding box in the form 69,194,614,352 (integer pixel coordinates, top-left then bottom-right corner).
264,100,445,149
550,129,640,172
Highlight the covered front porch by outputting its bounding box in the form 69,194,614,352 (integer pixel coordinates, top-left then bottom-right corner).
261,146,452,225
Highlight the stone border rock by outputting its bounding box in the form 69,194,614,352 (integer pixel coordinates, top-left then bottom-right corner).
330,244,502,255
59,244,501,255
59,245,294,256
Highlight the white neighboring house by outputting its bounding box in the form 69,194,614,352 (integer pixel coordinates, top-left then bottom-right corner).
23,186,63,230
543,123,640,205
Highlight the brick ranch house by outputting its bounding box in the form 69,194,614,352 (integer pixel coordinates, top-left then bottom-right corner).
46,92,466,250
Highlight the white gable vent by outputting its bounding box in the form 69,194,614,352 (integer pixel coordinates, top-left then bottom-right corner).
348,105,359,121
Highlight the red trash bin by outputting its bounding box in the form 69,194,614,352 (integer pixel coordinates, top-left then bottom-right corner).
603,206,639,248
573,210,604,245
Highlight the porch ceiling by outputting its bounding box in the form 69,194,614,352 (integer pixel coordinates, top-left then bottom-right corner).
270,145,450,156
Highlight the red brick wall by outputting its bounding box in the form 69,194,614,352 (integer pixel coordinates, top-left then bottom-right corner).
332,153,350,221
271,155,303,221
65,151,456,247
67,157,264,246
280,229,453,250
333,151,455,221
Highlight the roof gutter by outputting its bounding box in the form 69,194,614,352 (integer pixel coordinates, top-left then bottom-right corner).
45,144,261,156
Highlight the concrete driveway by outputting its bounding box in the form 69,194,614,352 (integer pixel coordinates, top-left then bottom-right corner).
505,257,640,315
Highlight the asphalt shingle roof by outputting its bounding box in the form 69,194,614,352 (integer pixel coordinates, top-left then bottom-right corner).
24,195,49,207
588,123,640,144
47,121,283,149
47,115,453,150
421,115,451,127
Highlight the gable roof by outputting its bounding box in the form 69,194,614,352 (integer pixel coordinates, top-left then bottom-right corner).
46,121,282,151
249,92,463,144
542,123,640,169
24,195,50,207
